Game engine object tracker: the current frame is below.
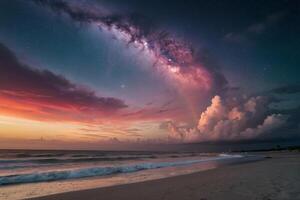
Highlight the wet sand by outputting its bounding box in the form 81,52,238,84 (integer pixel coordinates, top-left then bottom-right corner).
30,152,300,200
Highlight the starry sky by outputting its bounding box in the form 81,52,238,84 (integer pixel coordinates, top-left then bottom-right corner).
0,0,299,150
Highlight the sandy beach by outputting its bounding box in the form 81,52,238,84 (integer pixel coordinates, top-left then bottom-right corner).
30,152,300,200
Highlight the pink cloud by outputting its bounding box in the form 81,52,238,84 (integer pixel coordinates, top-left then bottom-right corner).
167,95,289,142
0,43,127,123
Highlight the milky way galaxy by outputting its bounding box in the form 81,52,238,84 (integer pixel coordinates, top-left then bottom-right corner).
0,0,299,149
33,0,226,92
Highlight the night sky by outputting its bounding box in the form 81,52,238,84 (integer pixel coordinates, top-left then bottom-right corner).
0,0,299,150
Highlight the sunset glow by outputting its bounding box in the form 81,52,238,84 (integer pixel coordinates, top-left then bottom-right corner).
0,0,299,150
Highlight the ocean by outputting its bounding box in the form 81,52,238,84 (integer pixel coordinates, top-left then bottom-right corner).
0,149,262,199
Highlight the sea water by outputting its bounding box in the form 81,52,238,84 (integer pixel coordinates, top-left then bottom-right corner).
0,150,262,199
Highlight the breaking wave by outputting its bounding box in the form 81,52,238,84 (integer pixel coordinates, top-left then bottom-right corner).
0,154,243,185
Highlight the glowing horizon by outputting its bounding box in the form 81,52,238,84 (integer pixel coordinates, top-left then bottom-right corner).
0,0,299,149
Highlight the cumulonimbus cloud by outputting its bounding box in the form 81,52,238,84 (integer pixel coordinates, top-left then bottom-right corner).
0,43,127,122
166,95,291,142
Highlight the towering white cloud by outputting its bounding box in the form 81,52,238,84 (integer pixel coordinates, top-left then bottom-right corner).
167,95,288,142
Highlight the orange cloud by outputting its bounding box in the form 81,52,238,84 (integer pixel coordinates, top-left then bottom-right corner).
0,43,128,123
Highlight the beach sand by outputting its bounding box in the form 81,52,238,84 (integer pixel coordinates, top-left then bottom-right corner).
30,152,300,200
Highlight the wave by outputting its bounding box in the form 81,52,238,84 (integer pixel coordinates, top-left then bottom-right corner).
0,155,158,165
0,154,243,186
0,153,209,167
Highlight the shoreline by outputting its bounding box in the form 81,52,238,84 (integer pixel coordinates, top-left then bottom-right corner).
0,153,259,199
29,152,300,200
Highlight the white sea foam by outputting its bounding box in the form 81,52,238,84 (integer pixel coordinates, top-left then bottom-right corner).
219,153,243,158
0,154,244,185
